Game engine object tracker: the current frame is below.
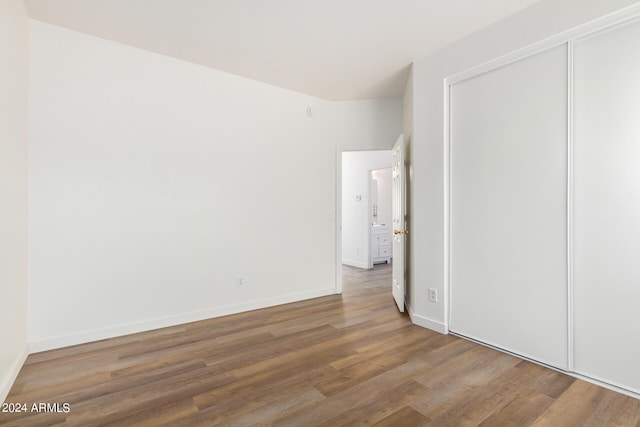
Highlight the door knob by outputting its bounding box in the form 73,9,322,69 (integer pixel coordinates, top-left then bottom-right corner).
394,229,409,235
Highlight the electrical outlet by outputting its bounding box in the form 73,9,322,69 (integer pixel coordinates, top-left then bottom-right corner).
237,276,244,288
428,288,438,302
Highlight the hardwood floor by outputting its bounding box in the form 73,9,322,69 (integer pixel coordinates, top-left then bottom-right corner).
2,264,639,426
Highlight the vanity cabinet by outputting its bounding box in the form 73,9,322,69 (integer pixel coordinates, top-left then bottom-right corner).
371,225,392,264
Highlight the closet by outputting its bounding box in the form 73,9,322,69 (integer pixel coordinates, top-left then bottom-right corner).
449,44,569,369
573,20,640,393
448,17,640,394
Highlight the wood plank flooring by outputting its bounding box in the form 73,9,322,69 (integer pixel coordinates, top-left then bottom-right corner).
2,264,639,426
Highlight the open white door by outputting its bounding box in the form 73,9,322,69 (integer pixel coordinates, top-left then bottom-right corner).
392,134,406,312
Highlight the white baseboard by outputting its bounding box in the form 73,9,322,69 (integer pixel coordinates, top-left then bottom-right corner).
408,309,448,334
0,344,29,404
29,287,336,353
341,259,369,269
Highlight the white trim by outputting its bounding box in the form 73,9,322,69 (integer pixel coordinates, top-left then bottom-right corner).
0,344,29,404
566,39,575,372
367,168,374,269
443,78,451,334
29,287,335,353
341,259,370,270
446,3,640,87
572,11,640,45
409,309,448,334
335,145,343,294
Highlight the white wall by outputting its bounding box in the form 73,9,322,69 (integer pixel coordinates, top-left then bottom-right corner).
0,0,29,403
409,0,640,332
28,20,403,351
341,151,392,268
333,99,403,150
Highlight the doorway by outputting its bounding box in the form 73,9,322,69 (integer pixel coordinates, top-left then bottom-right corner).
337,149,392,293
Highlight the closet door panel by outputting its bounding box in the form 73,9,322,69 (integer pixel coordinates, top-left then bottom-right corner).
450,45,568,368
574,20,640,393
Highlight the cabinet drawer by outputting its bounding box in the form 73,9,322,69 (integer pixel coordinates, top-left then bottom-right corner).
379,236,391,245
379,245,391,256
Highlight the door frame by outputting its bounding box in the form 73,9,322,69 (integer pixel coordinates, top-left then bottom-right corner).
335,146,392,294
368,166,392,269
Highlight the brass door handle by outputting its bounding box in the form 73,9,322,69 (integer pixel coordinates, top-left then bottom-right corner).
394,229,409,235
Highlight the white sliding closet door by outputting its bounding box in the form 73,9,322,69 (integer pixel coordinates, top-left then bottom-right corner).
573,20,640,393
449,45,568,369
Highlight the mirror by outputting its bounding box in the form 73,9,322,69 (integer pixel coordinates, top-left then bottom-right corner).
371,177,378,224
371,167,392,226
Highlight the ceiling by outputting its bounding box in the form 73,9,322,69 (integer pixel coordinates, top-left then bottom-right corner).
24,0,539,100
